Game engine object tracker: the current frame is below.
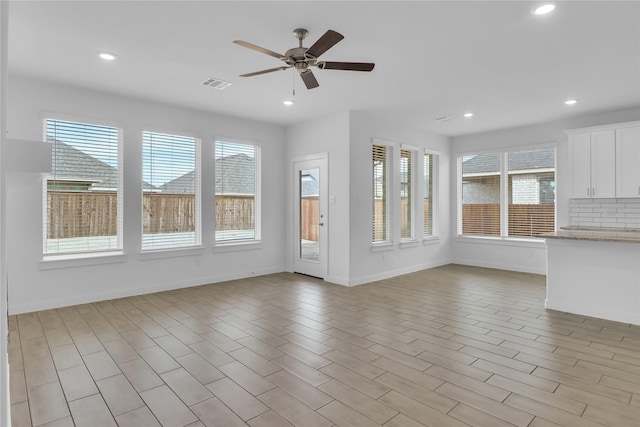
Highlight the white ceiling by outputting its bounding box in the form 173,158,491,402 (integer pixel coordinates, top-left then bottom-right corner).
8,1,640,136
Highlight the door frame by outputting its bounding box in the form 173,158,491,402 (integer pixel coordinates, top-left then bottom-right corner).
292,153,328,279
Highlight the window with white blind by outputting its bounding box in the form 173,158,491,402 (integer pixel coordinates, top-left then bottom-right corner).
460,152,501,236
142,131,200,250
372,143,390,243
424,152,438,237
508,147,556,237
215,139,261,243
400,148,415,240
458,146,555,238
44,118,122,255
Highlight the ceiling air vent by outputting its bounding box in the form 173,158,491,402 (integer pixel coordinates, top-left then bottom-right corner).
202,77,232,90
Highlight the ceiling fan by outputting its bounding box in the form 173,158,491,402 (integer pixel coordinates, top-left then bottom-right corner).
233,28,375,89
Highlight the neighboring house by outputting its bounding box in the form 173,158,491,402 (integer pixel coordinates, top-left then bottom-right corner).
301,169,319,197
159,152,256,195
49,140,155,191
462,149,555,205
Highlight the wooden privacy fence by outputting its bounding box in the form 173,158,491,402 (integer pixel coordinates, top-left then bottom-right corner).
462,203,555,236
47,192,119,239
215,194,254,232
47,192,255,238
301,196,319,241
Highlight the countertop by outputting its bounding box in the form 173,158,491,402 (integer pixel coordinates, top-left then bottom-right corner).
540,226,640,243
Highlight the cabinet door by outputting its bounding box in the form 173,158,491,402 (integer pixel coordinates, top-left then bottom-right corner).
616,126,640,198
590,130,616,198
568,133,592,198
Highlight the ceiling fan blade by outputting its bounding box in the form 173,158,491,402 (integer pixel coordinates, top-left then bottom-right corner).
233,40,285,60
239,66,290,77
318,61,375,71
300,69,319,89
305,30,344,58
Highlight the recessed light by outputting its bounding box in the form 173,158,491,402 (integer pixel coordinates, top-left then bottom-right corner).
533,4,555,15
283,100,294,106
564,99,577,105
463,112,474,118
98,52,117,61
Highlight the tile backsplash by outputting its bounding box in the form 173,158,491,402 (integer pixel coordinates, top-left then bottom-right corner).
569,198,640,228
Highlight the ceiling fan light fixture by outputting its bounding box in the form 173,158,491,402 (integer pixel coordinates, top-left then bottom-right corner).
532,4,555,15
463,112,474,118
564,99,577,105
283,99,295,106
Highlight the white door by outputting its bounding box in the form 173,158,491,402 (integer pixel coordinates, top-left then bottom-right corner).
293,155,328,279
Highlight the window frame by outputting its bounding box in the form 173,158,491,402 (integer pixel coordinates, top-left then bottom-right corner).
423,149,439,241
213,137,262,246
372,139,392,248
141,129,202,252
399,144,419,244
457,143,557,241
42,116,124,261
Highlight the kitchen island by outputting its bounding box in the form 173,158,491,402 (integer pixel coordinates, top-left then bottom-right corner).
542,227,640,325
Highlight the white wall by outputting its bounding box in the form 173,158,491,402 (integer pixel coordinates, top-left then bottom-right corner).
451,107,640,274
285,112,351,284
1,1,10,424
348,111,452,285
6,75,287,314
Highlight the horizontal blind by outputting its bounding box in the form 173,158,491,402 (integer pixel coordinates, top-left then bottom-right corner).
215,140,260,242
424,153,437,236
400,149,413,239
372,144,389,242
45,119,121,254
507,147,555,237
142,131,199,250
461,153,501,236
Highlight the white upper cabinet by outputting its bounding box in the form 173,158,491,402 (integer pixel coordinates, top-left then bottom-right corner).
616,125,640,198
567,130,616,198
568,132,593,198
590,130,617,198
566,121,639,199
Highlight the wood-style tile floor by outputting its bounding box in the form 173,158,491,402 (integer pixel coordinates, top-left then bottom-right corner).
8,264,640,427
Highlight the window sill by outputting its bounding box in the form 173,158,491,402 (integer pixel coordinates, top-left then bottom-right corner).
40,251,126,270
213,241,263,253
140,246,205,260
423,236,440,245
456,235,546,247
371,242,395,253
399,239,420,249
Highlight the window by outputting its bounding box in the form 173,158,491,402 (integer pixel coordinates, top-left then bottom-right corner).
400,148,415,240
460,152,501,236
458,147,555,238
44,119,122,255
424,152,438,237
142,131,200,250
508,147,556,237
372,143,390,243
215,139,261,243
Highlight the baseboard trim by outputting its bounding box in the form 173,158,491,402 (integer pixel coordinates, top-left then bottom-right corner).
452,257,546,275
348,259,450,286
9,266,284,314
545,299,640,326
